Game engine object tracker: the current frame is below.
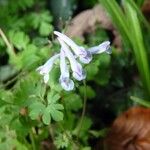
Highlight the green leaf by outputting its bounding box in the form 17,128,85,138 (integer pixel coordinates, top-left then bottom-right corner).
47,91,61,104
89,128,109,138
85,63,99,80
100,0,150,97
62,113,76,130
32,37,49,47
42,107,51,125
0,89,15,107
52,104,64,110
29,11,53,34
73,117,92,143
48,67,62,92
0,65,17,81
17,0,34,10
48,103,64,121
95,69,110,86
9,31,30,50
29,102,45,120
50,109,64,122
130,96,150,107
54,132,71,149
81,147,91,150
0,128,28,150
42,104,64,124
79,117,92,132
79,86,96,99
63,93,82,111
17,44,40,69
35,82,46,99
87,27,108,46
14,75,39,106
39,22,53,36
124,1,150,97
41,92,64,124
10,118,30,137
40,11,53,22
98,54,111,68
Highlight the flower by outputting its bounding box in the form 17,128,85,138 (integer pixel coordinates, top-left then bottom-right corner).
37,31,111,91
54,31,92,64
59,48,74,91
36,54,60,83
88,41,111,54
57,37,86,81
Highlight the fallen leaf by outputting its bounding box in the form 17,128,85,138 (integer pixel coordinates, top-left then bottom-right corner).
105,107,150,150
65,5,122,50
142,0,150,17
65,5,113,38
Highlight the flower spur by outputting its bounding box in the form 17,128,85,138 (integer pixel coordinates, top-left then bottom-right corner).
54,31,92,64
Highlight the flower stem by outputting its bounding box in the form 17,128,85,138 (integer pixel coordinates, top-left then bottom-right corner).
49,124,55,142
29,129,36,150
77,80,87,138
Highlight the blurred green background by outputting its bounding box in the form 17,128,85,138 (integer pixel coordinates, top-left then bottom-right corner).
0,0,150,149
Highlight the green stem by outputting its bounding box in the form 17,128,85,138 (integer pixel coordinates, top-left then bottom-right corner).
1,71,23,88
0,28,16,58
49,124,55,142
77,80,87,138
29,129,36,150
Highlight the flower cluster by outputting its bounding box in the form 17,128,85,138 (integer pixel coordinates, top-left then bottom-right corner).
37,31,111,91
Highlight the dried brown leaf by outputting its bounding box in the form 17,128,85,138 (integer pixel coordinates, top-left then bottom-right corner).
65,5,113,38
65,5,122,49
105,107,150,150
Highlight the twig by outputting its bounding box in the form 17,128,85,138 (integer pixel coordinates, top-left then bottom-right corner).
1,71,23,88
0,28,16,57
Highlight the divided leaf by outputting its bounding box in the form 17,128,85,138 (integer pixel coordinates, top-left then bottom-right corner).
9,31,30,50
29,102,45,120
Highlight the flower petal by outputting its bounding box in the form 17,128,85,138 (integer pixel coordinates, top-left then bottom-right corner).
54,31,80,54
36,54,60,83
78,47,92,64
36,54,60,75
72,65,86,81
54,31,92,64
44,74,49,84
57,37,86,81
88,41,111,54
60,48,69,78
59,76,74,91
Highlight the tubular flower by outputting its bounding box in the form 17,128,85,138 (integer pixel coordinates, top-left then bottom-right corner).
87,41,111,54
57,37,86,81
36,54,60,83
59,48,74,91
54,31,92,64
37,31,111,91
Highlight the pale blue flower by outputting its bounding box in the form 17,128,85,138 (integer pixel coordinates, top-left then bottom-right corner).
37,31,111,91
54,31,92,64
57,37,86,81
88,41,111,54
59,48,74,91
36,54,60,83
